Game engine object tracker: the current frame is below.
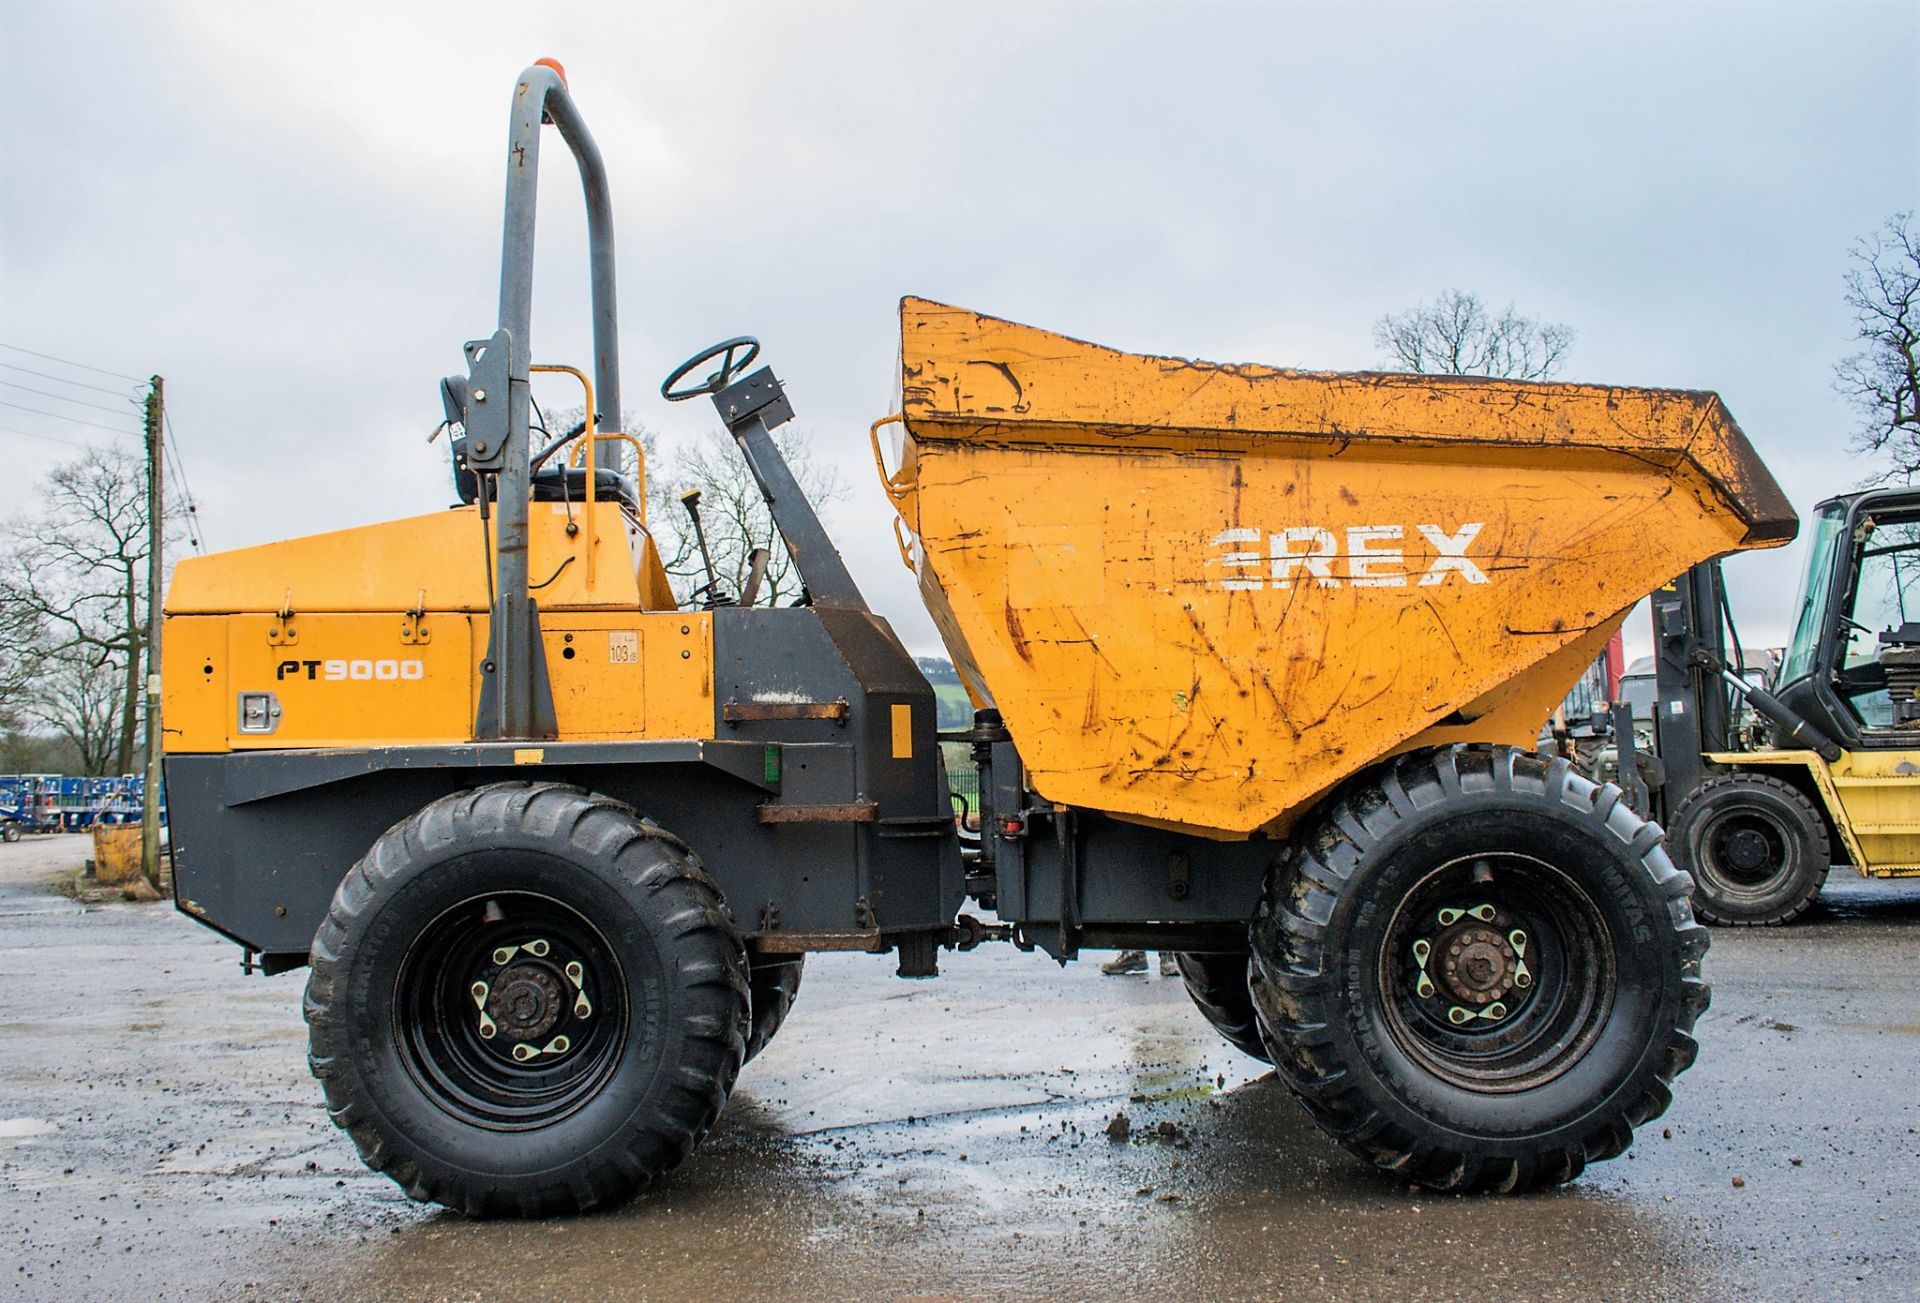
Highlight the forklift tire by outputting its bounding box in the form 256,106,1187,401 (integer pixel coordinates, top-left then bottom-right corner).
305,782,750,1217
1172,953,1272,1063
1248,745,1709,1194
1669,773,1830,927
744,957,804,1063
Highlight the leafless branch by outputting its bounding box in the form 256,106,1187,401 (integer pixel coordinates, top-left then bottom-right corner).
1838,213,1920,482
1374,289,1574,382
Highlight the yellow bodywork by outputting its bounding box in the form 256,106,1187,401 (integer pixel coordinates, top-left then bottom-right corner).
164,495,708,753
887,299,1796,837
1707,749,1920,878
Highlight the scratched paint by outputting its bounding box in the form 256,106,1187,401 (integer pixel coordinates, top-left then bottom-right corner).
887,299,1797,837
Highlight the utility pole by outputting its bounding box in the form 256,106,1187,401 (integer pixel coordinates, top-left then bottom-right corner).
141,376,164,889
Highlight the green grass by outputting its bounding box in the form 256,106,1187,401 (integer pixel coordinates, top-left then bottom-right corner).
931,682,973,730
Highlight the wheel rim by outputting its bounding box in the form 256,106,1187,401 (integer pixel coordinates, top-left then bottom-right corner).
1378,853,1615,1093
1692,804,1792,898
394,890,628,1131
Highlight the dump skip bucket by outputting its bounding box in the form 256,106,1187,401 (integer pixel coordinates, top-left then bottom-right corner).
885,298,1795,836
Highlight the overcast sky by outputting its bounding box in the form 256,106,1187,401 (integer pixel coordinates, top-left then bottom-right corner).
3,1,1916,665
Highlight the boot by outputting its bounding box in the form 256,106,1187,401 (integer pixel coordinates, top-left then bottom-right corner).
1101,949,1148,975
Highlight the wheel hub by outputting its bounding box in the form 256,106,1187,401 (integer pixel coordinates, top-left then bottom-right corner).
1440,924,1518,1004
463,936,595,1063
1408,902,1534,1026
1724,827,1771,873
488,964,565,1042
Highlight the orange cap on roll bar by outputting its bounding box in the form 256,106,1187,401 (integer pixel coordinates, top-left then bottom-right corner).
534,57,567,86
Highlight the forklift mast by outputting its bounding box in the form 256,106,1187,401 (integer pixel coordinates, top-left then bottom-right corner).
1651,561,1733,817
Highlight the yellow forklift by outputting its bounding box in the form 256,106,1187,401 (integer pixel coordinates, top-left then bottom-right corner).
1654,488,1920,924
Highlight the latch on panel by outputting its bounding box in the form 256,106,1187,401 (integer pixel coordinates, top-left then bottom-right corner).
237,691,282,734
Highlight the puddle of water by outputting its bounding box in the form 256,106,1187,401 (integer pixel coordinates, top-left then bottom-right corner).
0,1117,59,1139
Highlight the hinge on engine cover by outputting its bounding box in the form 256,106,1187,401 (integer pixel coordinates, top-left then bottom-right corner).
269,590,297,645
401,591,432,645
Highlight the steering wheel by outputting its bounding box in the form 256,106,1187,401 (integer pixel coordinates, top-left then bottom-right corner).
661,336,761,402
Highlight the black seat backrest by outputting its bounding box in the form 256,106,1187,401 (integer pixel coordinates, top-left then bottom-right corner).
531,465,639,511
450,436,639,512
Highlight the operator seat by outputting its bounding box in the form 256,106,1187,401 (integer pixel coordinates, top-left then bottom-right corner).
449,438,639,512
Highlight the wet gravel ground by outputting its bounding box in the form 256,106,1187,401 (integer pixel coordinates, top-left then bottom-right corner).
1,834,1915,1302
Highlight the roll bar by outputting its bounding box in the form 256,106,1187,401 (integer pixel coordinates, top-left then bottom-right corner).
463,60,621,739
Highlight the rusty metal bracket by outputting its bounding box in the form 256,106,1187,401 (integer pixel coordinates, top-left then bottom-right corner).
754,929,886,954
756,800,877,825
723,699,850,725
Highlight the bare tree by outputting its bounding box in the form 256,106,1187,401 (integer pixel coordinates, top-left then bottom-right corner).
541,404,847,608
645,427,848,608
24,652,121,776
0,600,42,732
0,445,176,775
1838,213,1920,480
1375,289,1574,381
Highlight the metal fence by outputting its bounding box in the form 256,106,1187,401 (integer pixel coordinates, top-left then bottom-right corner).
942,744,981,829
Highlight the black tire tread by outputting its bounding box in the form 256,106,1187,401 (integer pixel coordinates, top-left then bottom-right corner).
304,781,749,1218
744,957,805,1063
1248,744,1710,1195
1172,952,1272,1063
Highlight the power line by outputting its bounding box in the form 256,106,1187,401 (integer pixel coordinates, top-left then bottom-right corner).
0,361,143,399
0,342,144,383
0,379,144,418
0,424,94,451
0,399,141,435
161,410,205,552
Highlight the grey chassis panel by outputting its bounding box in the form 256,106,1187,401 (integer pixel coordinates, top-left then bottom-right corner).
974,735,1272,959
166,737,953,962
709,605,964,946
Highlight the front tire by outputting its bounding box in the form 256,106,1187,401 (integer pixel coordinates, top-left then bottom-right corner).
1249,746,1709,1194
305,782,750,1217
1669,773,1829,926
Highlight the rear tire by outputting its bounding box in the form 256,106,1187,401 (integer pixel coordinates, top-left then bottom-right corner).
1249,745,1708,1194
1669,773,1829,926
744,957,804,1063
1172,953,1271,1063
305,782,749,1217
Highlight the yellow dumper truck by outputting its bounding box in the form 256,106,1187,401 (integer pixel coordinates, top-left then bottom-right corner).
161,64,1796,1215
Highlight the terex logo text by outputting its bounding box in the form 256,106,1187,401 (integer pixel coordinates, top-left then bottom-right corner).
1209,522,1488,590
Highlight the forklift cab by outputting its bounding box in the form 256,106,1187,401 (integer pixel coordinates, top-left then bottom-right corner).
1775,487,1920,748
